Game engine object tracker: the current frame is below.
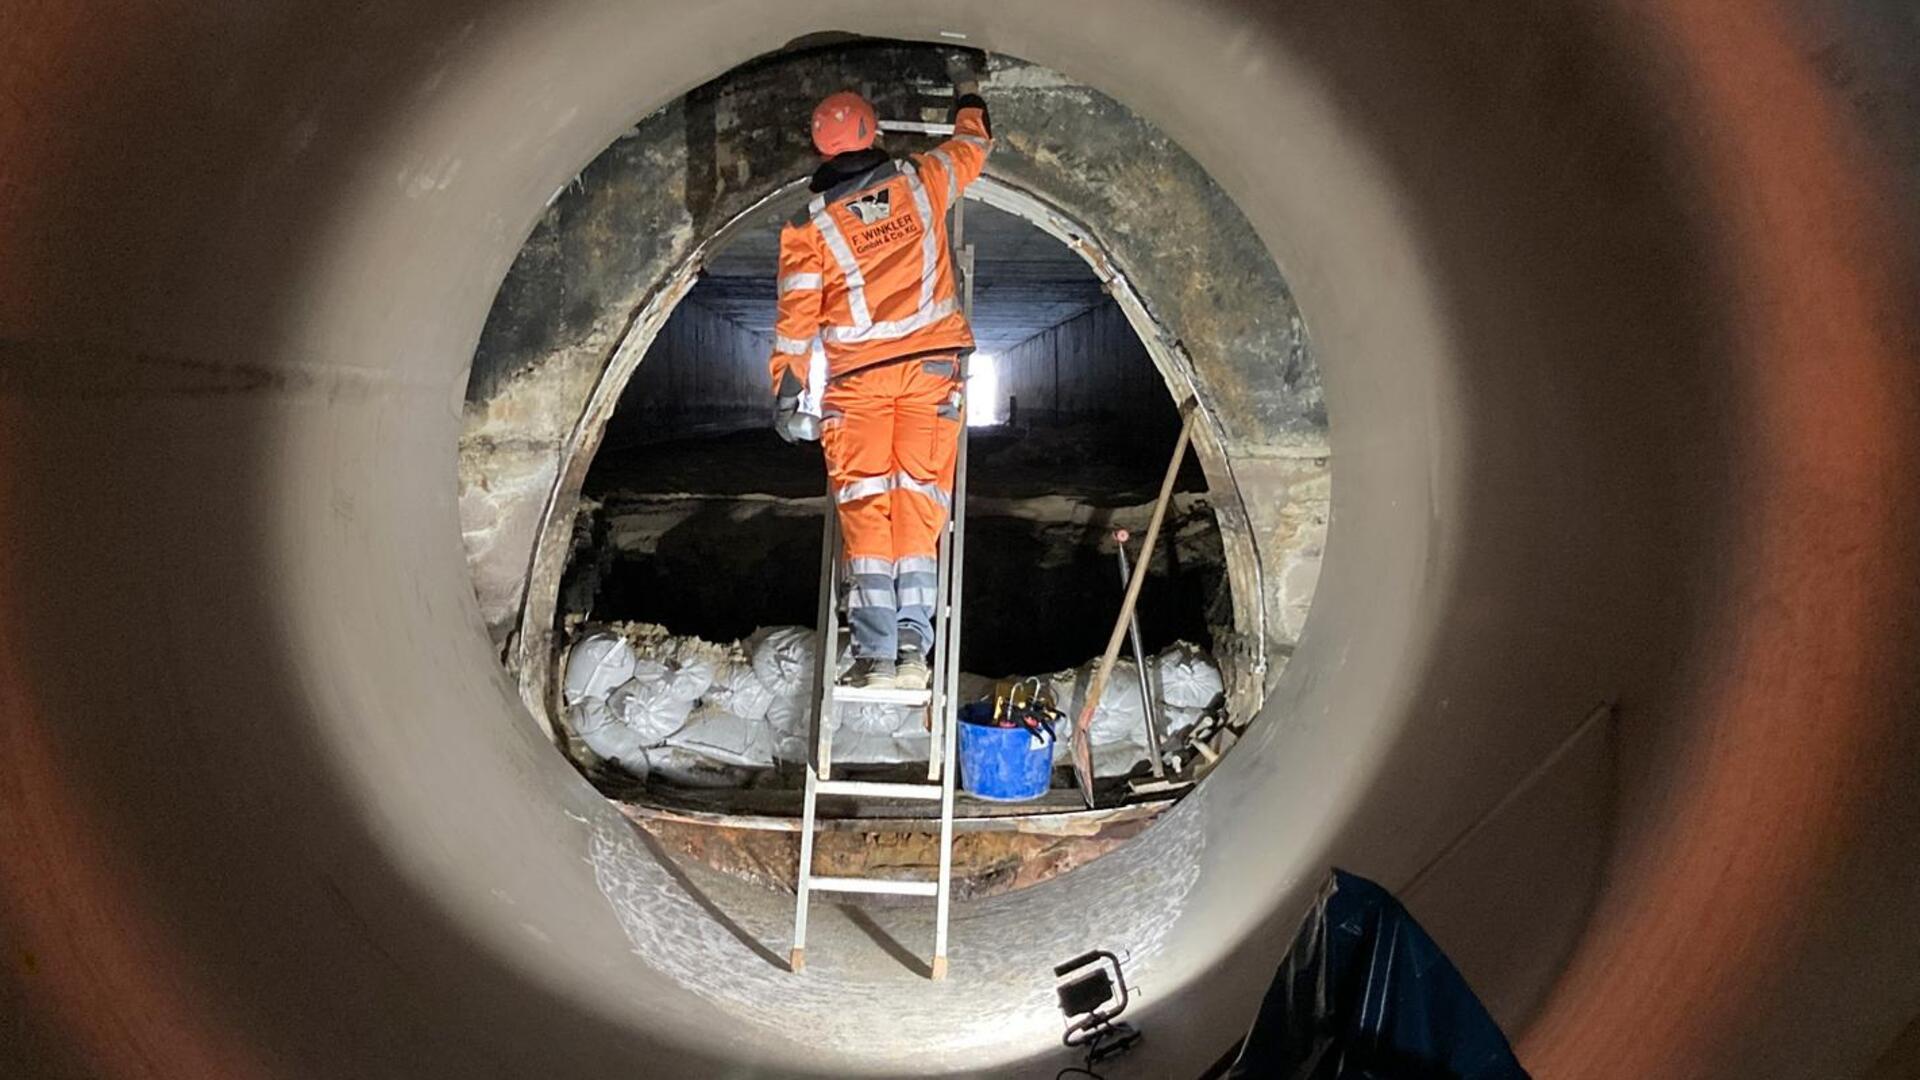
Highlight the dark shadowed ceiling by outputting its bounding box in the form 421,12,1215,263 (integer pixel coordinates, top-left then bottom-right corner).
691,197,1108,354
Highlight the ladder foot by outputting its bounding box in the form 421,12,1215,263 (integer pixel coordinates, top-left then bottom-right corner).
789,947,806,974
930,955,948,981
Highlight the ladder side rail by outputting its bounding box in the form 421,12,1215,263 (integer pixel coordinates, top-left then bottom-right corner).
790,765,820,971
926,517,956,782
810,502,841,780
931,238,977,981
793,484,842,973
928,190,970,782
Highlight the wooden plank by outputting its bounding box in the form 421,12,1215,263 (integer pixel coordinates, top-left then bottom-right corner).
618,790,1175,837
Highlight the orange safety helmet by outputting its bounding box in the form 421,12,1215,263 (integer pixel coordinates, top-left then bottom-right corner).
811,91,878,156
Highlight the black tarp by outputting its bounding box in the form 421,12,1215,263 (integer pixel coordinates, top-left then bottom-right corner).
1227,870,1530,1079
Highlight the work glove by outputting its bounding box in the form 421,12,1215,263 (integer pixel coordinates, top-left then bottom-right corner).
773,369,818,444
775,397,819,444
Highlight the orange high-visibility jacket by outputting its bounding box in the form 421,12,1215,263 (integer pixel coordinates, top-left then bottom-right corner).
768,102,992,392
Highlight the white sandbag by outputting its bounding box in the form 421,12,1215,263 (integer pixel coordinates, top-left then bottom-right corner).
842,701,914,737
1162,706,1206,739
1043,666,1087,717
1054,661,1147,747
1031,695,1136,775
765,693,811,737
634,653,713,705
664,707,775,768
1155,644,1224,711
832,728,930,765
579,717,650,771
770,698,923,763
829,730,900,763
1092,664,1148,747
1091,742,1148,778
750,626,818,697
567,698,617,738
562,630,635,705
607,670,697,744
702,660,775,721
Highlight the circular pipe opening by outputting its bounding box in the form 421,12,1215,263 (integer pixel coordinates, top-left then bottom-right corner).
7,4,1917,1079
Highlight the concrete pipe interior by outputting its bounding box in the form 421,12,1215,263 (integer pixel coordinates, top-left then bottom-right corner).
6,4,1920,1080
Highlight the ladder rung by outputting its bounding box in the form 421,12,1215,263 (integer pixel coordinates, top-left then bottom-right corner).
816,780,943,800
878,120,956,136
834,686,933,707
807,876,939,897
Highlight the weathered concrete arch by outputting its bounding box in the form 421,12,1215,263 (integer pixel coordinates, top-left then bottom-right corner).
4,3,1919,1079
504,171,1305,738
460,46,1329,736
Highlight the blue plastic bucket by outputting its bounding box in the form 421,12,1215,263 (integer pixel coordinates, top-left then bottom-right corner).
957,702,1056,802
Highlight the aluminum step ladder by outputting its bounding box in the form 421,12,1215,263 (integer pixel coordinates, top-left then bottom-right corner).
790,182,976,980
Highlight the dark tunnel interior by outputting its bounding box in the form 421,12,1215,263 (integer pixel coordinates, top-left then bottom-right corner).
565,202,1219,675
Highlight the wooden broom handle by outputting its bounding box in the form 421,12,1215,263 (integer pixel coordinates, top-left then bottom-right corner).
1077,406,1196,738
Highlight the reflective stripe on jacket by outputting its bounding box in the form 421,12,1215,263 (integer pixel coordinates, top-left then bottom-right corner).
768,103,991,390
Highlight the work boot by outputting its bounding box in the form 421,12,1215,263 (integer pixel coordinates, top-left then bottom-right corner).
842,657,897,689
895,645,930,691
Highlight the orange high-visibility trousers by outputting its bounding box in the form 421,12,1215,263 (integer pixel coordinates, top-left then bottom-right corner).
821,354,965,659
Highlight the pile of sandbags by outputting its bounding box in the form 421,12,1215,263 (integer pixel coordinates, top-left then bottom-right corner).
749,624,818,763
748,626,928,765
563,627,734,777
563,623,942,780
561,621,1226,786
563,631,652,772
661,707,775,771
606,656,711,743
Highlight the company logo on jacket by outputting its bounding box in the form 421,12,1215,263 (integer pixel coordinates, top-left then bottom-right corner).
847,188,923,256
848,189,892,225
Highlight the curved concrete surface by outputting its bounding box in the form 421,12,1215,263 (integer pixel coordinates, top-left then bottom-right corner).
4,2,1917,1078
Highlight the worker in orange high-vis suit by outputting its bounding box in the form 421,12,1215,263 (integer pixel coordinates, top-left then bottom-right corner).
769,75,992,690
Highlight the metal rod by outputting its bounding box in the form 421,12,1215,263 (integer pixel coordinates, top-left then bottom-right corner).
1115,532,1167,779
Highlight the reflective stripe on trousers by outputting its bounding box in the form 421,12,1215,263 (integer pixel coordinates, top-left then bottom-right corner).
821,357,963,660
836,474,893,504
